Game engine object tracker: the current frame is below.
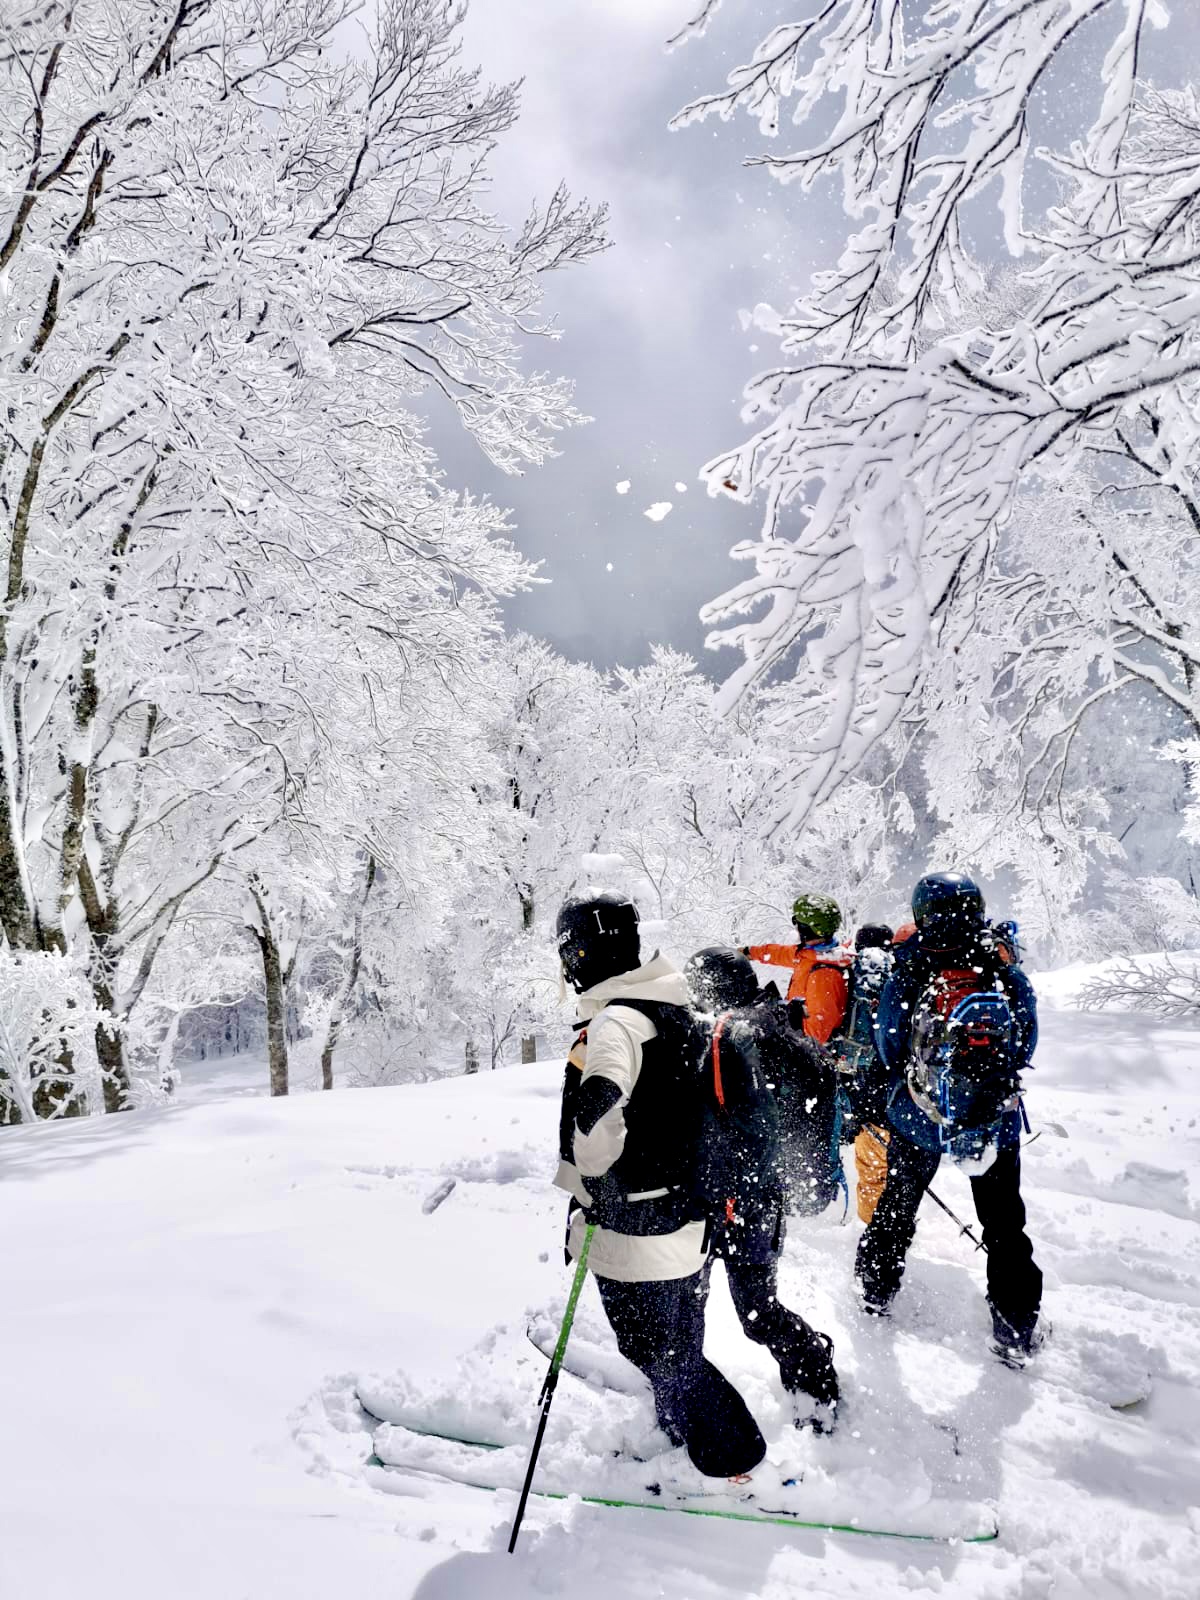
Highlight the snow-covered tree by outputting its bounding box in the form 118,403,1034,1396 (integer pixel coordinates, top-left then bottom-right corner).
0,0,605,1117
429,635,610,1069
676,2,1200,844
0,947,100,1124
448,639,916,1072
602,650,914,954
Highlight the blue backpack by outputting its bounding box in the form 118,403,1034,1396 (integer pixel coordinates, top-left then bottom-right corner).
906,972,1022,1165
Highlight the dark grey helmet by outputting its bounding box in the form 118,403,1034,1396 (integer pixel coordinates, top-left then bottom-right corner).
911,873,985,951
684,946,759,1013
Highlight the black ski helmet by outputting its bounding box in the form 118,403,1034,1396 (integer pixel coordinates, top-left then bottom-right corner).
555,893,641,993
911,873,985,950
854,923,893,951
684,946,759,1013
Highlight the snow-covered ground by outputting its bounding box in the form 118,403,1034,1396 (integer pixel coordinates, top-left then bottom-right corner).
6,979,1200,1599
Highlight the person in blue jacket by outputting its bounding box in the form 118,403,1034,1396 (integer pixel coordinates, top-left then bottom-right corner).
855,873,1045,1364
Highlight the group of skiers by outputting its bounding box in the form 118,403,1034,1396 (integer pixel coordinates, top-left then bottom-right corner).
552,875,1045,1483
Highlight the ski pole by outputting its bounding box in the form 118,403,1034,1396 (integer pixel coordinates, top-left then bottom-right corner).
863,1125,986,1253
923,1183,987,1253
508,1221,595,1554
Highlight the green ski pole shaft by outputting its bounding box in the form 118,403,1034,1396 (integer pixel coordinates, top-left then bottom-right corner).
508,1222,595,1555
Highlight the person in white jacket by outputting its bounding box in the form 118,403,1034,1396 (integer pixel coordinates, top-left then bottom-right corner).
553,893,765,1480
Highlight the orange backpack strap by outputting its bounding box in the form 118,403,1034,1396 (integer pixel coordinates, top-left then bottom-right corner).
711,1013,729,1109
711,1013,740,1223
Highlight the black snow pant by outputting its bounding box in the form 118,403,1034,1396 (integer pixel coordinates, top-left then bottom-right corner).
703,1255,839,1406
855,1135,1042,1342
595,1270,766,1479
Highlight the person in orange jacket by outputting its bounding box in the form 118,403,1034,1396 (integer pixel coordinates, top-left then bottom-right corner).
742,895,851,1045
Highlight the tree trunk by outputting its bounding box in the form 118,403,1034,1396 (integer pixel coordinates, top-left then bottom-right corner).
248,880,289,1096
94,1020,129,1113
320,855,376,1091
262,932,288,1095
519,886,536,1061
84,928,129,1113
0,1057,35,1124
260,926,289,1096
0,1022,86,1124
0,790,36,949
464,1038,479,1075
158,1009,182,1093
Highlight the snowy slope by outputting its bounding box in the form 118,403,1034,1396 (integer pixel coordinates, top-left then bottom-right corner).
5,988,1200,1600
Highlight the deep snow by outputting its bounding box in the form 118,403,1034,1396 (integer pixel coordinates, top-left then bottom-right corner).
5,977,1200,1599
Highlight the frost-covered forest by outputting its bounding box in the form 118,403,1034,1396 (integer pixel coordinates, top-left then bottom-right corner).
6,7,1200,1600
2,0,1199,1118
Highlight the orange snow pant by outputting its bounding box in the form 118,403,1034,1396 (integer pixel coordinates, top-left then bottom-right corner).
855,1125,890,1225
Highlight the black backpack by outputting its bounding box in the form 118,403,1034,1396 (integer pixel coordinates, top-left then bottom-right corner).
695,1009,783,1226
715,996,841,1219
567,998,710,1237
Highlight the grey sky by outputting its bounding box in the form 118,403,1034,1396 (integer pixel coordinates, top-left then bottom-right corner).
439,1,833,671
440,2,1200,675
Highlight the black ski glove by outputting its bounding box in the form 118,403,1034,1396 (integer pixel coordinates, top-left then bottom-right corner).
580,1170,621,1228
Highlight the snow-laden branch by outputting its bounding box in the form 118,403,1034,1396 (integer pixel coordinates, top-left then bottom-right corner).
684,0,1191,830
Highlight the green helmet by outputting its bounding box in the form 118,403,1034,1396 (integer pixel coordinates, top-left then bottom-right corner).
791,894,841,942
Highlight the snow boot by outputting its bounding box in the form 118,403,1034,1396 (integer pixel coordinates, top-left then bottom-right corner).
654,1408,687,1450
792,1395,839,1436
990,1309,1049,1369
789,1331,839,1434
859,1292,892,1318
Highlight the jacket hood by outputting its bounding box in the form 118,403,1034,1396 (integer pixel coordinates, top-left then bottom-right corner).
576,951,690,1018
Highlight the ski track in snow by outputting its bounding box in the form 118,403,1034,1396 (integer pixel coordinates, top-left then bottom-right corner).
5,994,1200,1597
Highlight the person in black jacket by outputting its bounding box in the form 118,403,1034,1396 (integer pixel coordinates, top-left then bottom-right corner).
754,986,843,1218
686,947,840,1431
